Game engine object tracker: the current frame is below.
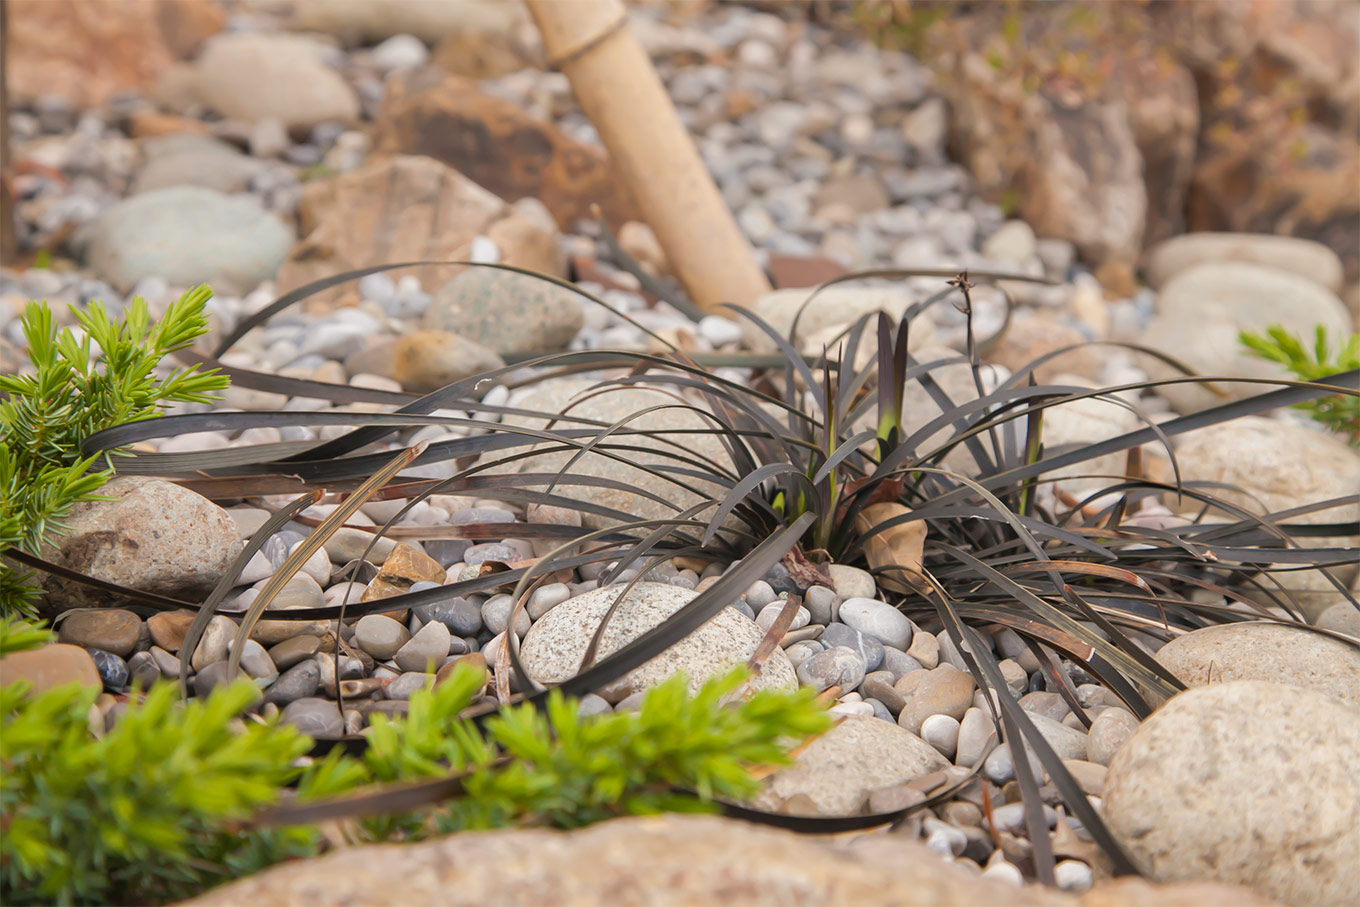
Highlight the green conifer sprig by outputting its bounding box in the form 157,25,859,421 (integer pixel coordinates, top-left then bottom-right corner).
0,286,228,615
1240,324,1359,443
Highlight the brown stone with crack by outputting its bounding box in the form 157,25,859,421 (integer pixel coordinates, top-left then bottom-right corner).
373,71,641,231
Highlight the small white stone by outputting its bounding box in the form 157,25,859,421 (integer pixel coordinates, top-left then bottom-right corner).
698,315,743,347
920,713,961,760
1054,860,1093,894
469,235,500,264
981,861,1024,887
370,33,429,72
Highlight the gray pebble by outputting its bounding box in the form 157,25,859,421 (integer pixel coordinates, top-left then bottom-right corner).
150,646,180,679
784,640,823,668
265,658,320,705
1019,691,1070,723
744,580,778,608
795,645,866,693
481,594,530,636
465,543,520,566
394,621,451,673
820,622,884,672
982,741,1044,786
234,639,278,683
281,698,344,738
527,583,571,619
423,539,473,567
879,646,923,681
729,600,755,620
804,585,838,624
578,693,612,717
354,614,410,660
128,651,161,688
755,602,810,633
192,661,235,698
990,801,1058,834
386,672,436,700
415,596,483,636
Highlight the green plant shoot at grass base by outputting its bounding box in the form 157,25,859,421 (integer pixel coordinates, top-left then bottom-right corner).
1240,324,1360,443
0,286,228,616
0,667,830,905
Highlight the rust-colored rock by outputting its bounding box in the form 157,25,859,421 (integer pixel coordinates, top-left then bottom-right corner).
373,71,641,231
768,254,849,290
275,155,562,307
147,611,197,653
8,0,223,106
360,543,446,603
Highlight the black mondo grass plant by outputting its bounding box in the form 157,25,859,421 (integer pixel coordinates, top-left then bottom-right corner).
20,260,1360,885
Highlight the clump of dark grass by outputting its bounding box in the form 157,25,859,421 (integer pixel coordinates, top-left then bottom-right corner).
41,260,1360,883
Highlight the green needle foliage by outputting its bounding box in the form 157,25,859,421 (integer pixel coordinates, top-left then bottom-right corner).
1,680,321,905
0,614,54,656
1240,324,1360,442
0,286,228,616
0,668,829,905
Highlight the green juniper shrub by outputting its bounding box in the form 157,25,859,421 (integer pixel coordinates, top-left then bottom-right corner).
0,666,829,905
0,286,228,617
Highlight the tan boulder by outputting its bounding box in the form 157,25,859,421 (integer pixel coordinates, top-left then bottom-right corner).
275,155,562,308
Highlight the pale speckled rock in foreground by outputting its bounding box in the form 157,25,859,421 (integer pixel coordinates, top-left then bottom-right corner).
1103,681,1360,906
185,813,1274,907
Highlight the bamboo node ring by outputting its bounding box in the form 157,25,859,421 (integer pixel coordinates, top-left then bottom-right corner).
544,13,629,70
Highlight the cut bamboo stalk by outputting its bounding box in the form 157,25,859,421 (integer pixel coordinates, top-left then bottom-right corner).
525,0,771,313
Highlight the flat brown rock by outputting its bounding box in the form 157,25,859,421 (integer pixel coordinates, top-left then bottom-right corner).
373,71,641,230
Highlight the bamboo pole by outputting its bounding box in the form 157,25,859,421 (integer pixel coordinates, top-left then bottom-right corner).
524,0,771,313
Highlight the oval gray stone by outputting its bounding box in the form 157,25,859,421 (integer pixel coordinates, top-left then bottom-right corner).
837,598,912,649
795,645,866,693
354,614,410,661
394,620,451,673
281,697,345,739
86,186,294,295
